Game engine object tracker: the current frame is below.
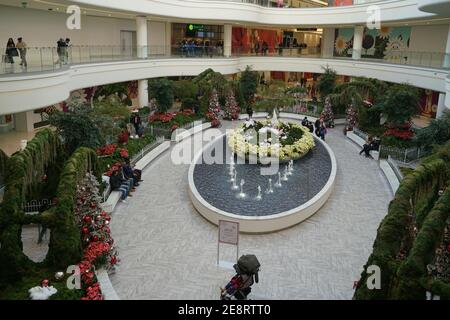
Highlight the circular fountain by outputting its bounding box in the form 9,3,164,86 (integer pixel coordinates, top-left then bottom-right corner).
188,121,337,233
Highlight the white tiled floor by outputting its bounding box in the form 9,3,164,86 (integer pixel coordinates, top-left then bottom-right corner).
109,120,392,300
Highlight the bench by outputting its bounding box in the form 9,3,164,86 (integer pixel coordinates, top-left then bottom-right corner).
135,141,171,171
346,131,380,161
101,141,171,214
172,123,212,143
101,190,122,214
379,159,400,194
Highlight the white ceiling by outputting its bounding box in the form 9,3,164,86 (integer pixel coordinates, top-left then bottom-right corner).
1,0,449,27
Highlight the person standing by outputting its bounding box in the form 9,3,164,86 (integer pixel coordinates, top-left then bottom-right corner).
319,122,327,141
246,105,254,119
56,38,64,65
65,38,71,64
5,38,17,64
314,118,321,137
262,41,269,56
16,37,27,68
254,41,260,56
130,110,142,137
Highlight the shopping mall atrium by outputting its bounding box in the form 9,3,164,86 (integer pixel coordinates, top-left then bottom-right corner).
0,0,449,302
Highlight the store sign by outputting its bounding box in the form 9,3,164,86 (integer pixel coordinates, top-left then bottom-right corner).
218,220,239,246
187,24,204,32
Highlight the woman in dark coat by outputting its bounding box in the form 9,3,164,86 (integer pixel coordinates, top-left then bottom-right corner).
5,38,17,64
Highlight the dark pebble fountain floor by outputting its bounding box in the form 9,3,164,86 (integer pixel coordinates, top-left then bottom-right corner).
193,136,332,216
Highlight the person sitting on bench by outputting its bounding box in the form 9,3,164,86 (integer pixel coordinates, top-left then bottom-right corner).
110,169,133,202
359,137,373,158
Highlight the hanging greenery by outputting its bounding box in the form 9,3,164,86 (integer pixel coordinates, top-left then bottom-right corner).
44,147,100,269
0,129,62,285
0,148,8,182
354,141,450,300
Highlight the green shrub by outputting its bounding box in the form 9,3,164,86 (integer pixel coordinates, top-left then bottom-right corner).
148,78,174,113
354,144,449,300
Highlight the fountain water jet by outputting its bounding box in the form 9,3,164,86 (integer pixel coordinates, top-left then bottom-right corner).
256,186,262,201
238,179,246,199
266,178,274,194
275,172,282,188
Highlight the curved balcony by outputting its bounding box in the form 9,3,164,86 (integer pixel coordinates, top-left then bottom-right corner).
71,0,438,25
0,45,448,115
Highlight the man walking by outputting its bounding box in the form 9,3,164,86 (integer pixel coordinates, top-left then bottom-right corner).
16,37,27,68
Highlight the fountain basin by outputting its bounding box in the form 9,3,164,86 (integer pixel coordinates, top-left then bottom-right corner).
188,132,337,233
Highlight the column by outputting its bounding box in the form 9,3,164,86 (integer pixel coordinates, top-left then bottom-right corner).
352,26,364,60
224,24,232,58
138,79,148,108
165,21,172,56
443,24,450,68
14,111,35,132
136,16,148,58
321,28,334,58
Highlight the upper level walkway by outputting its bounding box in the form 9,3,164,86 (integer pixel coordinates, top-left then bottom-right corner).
70,0,442,25
1,45,449,115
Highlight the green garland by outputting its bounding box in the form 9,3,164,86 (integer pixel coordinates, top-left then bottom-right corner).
0,129,61,285
354,141,450,299
394,187,450,299
45,147,100,268
0,148,8,179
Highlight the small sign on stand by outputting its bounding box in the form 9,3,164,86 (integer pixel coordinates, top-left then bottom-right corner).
217,220,239,270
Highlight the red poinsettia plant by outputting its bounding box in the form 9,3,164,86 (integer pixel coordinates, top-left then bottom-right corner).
96,144,117,156
211,119,221,128
104,162,122,177
149,112,176,123
383,122,415,140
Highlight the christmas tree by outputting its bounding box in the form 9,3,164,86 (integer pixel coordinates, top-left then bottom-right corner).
346,104,358,129
207,89,221,127
223,92,240,120
321,96,335,128
75,173,118,271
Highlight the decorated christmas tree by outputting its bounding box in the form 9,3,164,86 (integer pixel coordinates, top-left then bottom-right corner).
207,89,221,127
346,104,358,129
75,173,118,269
74,173,119,299
223,92,240,120
321,96,335,128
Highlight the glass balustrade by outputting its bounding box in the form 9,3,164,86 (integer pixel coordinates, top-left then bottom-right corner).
204,0,386,8
1,45,449,76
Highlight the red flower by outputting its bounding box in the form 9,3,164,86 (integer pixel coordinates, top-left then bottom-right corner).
119,148,129,159
96,144,117,156
171,124,179,131
211,119,221,128
182,109,194,116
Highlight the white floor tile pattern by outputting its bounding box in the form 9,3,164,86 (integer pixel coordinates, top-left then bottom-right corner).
109,121,392,300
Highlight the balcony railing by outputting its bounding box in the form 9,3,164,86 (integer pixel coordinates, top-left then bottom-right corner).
207,0,384,8
1,45,449,76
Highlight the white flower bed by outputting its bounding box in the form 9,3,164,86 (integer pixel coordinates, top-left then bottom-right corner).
228,120,315,162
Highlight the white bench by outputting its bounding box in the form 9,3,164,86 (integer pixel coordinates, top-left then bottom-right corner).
101,190,122,214
379,159,400,194
239,112,269,120
172,122,212,143
135,141,171,171
346,131,380,160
